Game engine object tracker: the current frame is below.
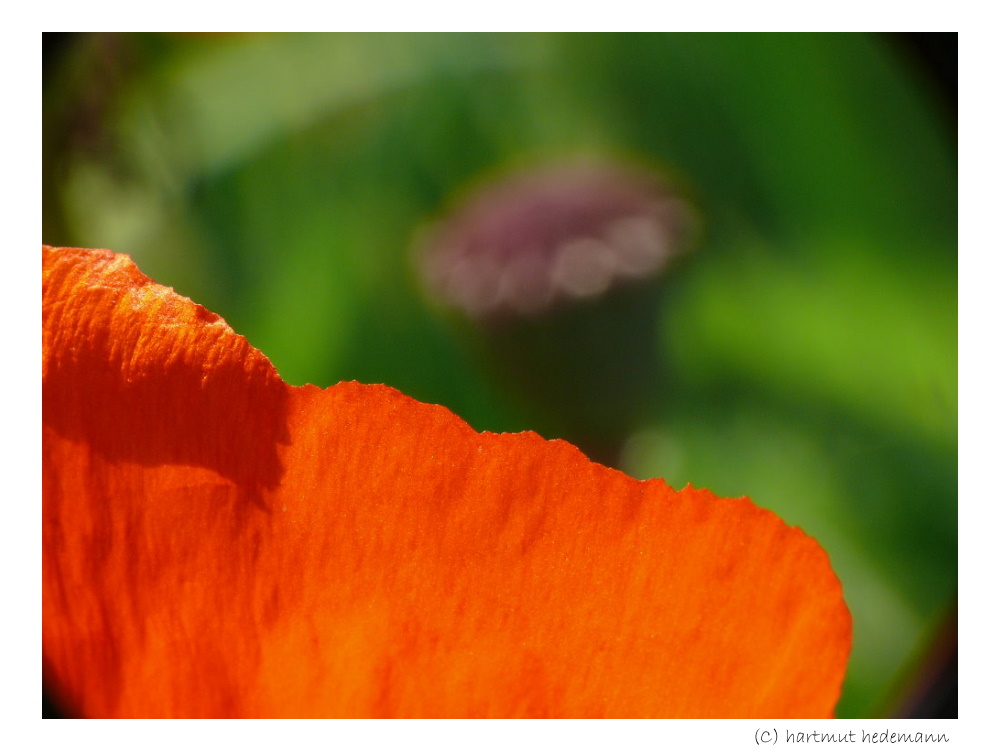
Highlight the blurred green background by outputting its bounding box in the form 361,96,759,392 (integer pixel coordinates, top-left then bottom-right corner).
42,32,957,718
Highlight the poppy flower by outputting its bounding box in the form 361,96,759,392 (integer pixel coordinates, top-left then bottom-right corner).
42,244,851,718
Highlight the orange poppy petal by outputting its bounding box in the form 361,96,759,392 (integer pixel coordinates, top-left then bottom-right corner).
42,245,851,718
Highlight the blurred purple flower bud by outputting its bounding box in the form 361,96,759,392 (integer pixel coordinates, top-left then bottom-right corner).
418,162,697,320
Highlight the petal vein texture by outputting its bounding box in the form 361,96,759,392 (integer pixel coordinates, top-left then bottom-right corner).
42,245,851,718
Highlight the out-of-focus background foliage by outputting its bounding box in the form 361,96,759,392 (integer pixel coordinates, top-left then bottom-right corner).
42,33,957,718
